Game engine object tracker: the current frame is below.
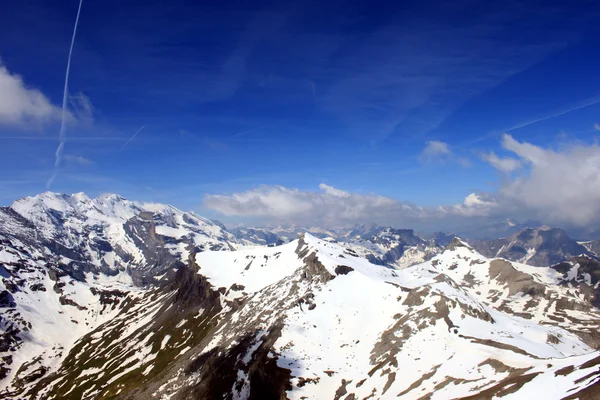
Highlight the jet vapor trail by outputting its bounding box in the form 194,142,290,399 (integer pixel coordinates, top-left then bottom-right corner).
506,96,600,132
46,0,84,189
120,125,146,150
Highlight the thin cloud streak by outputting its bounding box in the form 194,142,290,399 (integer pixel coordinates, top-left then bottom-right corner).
466,96,600,146
229,120,285,140
0,136,125,141
120,125,146,150
47,0,84,189
506,96,600,132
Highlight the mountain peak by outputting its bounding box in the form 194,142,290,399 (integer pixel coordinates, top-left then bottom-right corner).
471,225,595,266
1,192,600,398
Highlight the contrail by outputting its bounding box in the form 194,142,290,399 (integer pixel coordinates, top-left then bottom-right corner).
46,0,84,189
506,96,600,132
466,95,600,145
120,125,146,150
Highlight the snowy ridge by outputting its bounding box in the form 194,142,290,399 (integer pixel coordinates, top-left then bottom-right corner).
0,192,246,395
121,234,600,399
6,192,242,282
1,193,600,398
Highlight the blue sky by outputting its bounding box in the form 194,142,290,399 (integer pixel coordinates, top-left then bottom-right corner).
2,0,600,232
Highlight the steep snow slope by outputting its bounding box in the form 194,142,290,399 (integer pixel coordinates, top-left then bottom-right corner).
2,193,600,399
0,235,137,395
0,192,247,396
183,235,599,400
36,234,599,400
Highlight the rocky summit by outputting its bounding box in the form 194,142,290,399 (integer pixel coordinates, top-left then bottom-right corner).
0,193,599,399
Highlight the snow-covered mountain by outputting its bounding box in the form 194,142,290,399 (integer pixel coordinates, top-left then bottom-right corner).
4,192,242,284
1,193,600,399
0,192,246,393
234,224,450,270
469,226,595,267
230,227,284,247
334,227,446,269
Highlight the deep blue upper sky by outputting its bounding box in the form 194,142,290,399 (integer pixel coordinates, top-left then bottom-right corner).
1,0,600,227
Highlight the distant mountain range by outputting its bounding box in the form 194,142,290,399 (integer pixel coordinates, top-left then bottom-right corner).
234,222,600,269
0,192,599,399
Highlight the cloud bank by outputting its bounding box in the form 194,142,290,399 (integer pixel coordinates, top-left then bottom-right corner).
491,134,600,227
205,134,600,233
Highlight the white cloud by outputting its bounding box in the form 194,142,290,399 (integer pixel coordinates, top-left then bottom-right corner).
498,134,600,227
419,140,451,163
204,183,498,228
481,152,522,173
0,61,62,127
204,134,600,231
318,183,350,198
204,185,406,226
594,123,600,132
64,155,93,165
419,140,470,167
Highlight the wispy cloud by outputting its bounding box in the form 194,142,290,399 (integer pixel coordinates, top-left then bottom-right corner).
419,140,451,163
419,140,470,166
506,96,600,132
47,0,84,189
64,154,93,165
481,152,522,173
315,6,571,142
594,123,600,132
229,120,285,140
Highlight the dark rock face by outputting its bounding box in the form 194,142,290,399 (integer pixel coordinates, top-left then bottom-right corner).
470,227,594,267
552,256,600,309
0,291,16,308
168,260,221,311
335,265,354,275
183,327,292,400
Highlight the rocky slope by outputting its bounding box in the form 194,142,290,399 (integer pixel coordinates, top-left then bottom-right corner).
2,233,599,398
0,192,245,394
1,193,600,399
